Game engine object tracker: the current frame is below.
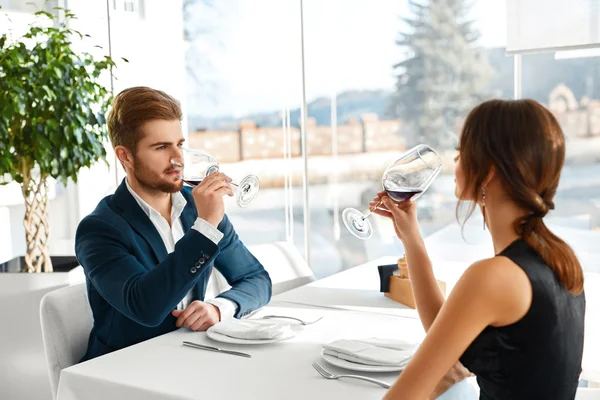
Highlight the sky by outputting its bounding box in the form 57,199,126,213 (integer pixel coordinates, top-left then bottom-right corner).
186,0,507,118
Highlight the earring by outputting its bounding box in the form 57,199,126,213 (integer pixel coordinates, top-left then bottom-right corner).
482,188,486,231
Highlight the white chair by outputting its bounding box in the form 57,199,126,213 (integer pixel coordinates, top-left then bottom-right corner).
205,241,315,300
250,241,315,295
40,283,93,400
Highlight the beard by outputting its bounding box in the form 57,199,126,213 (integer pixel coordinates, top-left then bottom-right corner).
133,156,183,194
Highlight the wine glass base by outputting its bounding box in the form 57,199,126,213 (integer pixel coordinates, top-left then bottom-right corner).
236,174,260,207
342,208,373,240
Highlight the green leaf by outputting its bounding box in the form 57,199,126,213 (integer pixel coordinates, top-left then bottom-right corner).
42,85,53,100
0,6,116,184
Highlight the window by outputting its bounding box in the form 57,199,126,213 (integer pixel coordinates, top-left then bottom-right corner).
112,0,142,15
176,0,517,278
521,52,600,230
300,0,508,275
182,0,306,267
179,0,512,277
0,0,58,13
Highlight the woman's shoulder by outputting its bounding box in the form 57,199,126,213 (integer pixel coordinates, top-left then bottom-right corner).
465,256,529,287
460,256,533,326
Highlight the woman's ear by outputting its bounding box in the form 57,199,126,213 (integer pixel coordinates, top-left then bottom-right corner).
483,165,496,187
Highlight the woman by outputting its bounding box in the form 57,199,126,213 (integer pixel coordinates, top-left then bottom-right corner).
374,99,585,399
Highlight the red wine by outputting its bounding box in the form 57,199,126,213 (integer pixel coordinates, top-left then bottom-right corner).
183,179,203,186
386,189,423,202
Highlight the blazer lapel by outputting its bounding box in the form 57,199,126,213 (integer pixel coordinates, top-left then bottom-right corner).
179,188,198,233
179,188,206,300
112,179,169,263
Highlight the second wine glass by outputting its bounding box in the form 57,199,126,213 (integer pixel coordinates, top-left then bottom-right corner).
342,144,443,240
171,148,260,208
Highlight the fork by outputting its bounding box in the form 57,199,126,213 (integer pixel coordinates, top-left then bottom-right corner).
311,362,391,389
259,315,323,325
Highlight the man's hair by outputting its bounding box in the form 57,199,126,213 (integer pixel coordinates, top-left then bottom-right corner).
107,86,182,153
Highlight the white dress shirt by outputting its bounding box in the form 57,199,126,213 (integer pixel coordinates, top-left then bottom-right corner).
125,178,237,320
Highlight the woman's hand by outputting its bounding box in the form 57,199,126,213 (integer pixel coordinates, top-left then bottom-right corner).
369,191,421,242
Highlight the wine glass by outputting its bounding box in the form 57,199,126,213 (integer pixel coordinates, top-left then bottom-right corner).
342,144,443,240
170,148,260,208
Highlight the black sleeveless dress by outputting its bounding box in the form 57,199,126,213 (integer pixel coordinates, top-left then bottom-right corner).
459,238,586,399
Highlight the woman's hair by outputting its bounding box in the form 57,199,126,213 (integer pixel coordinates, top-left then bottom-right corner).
457,99,583,295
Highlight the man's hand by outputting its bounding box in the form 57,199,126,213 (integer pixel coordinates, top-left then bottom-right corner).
191,172,234,228
429,361,473,399
171,301,221,331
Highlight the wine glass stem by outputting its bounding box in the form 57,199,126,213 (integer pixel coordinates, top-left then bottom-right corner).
361,200,383,220
182,177,239,188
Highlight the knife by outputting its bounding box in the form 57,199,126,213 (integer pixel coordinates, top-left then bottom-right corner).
182,341,252,358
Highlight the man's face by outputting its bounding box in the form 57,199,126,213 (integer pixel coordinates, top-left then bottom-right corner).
131,119,185,194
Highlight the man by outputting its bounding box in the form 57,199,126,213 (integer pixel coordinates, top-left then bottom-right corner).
75,86,271,362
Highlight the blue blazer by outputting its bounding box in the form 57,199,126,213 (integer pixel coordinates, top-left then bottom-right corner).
75,179,272,362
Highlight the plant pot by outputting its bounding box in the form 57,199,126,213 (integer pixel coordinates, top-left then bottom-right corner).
0,256,79,273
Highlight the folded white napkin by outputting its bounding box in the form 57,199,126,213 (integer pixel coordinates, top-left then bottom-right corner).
353,338,418,351
209,319,293,340
322,339,416,366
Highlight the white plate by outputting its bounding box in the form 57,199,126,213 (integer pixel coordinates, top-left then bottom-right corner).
320,349,405,373
206,325,300,345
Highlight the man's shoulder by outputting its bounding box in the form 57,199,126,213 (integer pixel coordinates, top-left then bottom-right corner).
77,194,124,232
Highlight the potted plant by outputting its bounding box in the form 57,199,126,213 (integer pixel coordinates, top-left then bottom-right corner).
0,8,121,272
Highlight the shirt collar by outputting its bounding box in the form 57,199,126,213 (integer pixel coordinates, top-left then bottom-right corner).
125,177,187,221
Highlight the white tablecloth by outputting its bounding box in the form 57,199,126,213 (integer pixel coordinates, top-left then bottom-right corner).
57,257,484,400
56,222,600,399
57,303,432,400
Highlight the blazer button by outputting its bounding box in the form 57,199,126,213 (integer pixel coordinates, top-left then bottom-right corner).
198,259,206,265
190,267,197,274
194,261,201,268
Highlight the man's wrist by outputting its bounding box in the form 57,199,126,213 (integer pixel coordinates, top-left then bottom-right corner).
192,217,224,244
206,297,238,320
210,303,221,321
